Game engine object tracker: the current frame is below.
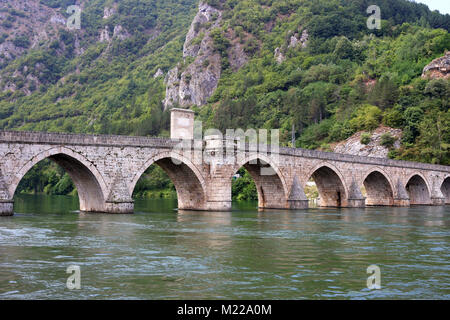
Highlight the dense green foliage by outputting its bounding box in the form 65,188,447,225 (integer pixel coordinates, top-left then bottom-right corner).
232,168,258,201
16,159,76,196
3,0,450,199
197,0,450,166
132,165,177,199
0,0,198,135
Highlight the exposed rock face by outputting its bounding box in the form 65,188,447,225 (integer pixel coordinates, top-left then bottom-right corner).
0,0,67,63
113,25,130,40
274,47,285,64
228,41,248,71
183,2,222,58
99,24,130,43
300,30,309,47
275,28,308,63
288,29,308,49
288,35,299,48
103,5,117,19
99,26,111,42
422,51,450,79
153,68,164,78
163,2,223,109
164,67,180,106
226,29,250,72
331,126,402,159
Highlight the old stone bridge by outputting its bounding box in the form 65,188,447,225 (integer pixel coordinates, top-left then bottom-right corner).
1,109,449,216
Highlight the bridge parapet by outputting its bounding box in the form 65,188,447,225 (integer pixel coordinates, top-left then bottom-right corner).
0,130,180,148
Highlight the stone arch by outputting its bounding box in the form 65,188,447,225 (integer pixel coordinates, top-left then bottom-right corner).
10,147,107,212
405,173,432,205
362,168,395,206
306,162,348,207
440,175,450,204
129,151,207,211
234,153,289,209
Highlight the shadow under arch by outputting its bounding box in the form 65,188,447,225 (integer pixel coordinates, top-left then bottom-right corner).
405,173,431,205
362,168,395,206
306,163,348,207
440,175,450,205
11,147,107,212
234,153,289,209
129,152,207,211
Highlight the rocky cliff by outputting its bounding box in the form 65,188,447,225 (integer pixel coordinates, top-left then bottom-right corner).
0,0,145,96
0,0,70,94
0,0,67,63
274,28,308,64
163,2,223,109
331,126,402,159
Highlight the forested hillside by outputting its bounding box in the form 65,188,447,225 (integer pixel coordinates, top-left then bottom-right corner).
1,0,449,198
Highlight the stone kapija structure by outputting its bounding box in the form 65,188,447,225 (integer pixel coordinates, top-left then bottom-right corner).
1,108,449,216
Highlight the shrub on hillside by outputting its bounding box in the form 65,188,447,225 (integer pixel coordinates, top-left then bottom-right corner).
360,133,371,145
380,133,396,148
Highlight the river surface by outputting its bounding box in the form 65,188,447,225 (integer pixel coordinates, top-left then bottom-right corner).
0,194,448,300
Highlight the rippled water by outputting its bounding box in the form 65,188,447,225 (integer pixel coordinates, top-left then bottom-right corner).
0,194,449,300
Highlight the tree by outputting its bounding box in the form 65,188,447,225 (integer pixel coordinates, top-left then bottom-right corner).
368,76,399,110
416,110,450,164
349,104,382,132
360,132,371,145
402,106,424,143
380,133,396,149
333,36,355,60
424,79,449,101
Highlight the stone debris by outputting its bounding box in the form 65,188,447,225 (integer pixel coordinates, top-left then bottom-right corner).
422,51,450,79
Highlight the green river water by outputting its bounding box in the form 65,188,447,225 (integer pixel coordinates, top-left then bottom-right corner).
0,194,448,300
